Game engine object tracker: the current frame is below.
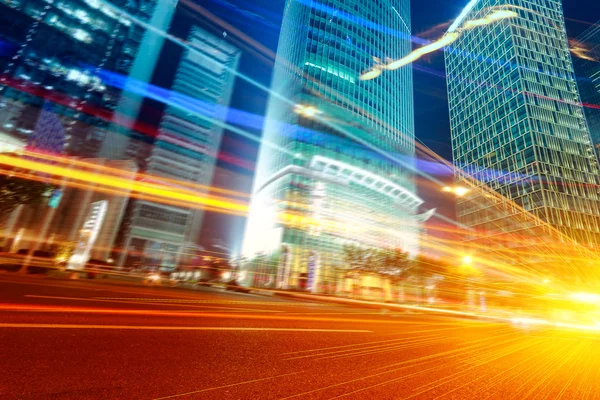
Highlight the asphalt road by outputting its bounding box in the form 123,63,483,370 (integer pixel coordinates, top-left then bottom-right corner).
1,274,599,400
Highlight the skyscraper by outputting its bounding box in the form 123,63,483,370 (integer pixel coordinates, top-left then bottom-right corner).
572,21,600,154
119,26,240,269
446,0,600,250
0,0,174,158
242,0,432,292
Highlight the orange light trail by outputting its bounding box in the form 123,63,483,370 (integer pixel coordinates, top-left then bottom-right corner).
0,166,246,217
18,149,250,200
0,154,248,215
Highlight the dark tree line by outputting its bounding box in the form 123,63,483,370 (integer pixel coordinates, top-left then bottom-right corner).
342,244,450,282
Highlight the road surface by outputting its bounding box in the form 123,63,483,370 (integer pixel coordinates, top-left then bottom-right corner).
0,274,599,399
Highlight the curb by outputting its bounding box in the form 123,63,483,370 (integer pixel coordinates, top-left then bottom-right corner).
267,291,495,321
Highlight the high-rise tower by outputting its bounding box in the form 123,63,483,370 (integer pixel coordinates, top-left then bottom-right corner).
0,0,174,158
572,21,600,155
242,0,431,292
118,26,240,269
446,0,600,250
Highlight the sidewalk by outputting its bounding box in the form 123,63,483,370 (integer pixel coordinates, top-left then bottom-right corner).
4,269,507,322
250,288,502,321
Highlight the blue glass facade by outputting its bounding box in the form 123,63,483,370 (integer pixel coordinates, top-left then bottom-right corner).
446,0,600,249
0,0,172,158
242,0,428,292
573,21,600,156
121,26,240,269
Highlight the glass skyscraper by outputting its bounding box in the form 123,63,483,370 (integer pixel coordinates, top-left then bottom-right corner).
573,21,600,155
242,0,431,292
0,0,173,158
119,26,240,269
446,0,600,251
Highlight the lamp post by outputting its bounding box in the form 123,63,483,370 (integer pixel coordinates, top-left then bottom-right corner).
293,104,321,118
459,255,477,310
442,186,470,197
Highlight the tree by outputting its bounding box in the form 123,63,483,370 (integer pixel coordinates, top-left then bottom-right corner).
343,244,372,273
343,244,409,277
378,248,410,280
0,171,52,218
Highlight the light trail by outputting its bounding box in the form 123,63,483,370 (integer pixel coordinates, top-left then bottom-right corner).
294,0,427,44
359,10,518,80
570,39,597,61
0,154,248,215
96,69,291,157
0,167,247,217
279,332,538,400
18,149,250,199
0,74,255,171
0,323,371,333
152,371,304,400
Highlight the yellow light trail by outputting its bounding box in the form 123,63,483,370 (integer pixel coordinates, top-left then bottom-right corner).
570,40,597,61
360,10,519,80
0,167,247,217
0,154,248,215
17,149,249,199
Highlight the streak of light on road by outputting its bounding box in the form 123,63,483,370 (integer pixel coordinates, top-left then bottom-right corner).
152,371,304,400
0,323,371,333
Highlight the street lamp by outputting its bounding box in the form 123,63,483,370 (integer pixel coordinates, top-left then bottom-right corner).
442,186,470,197
294,104,321,118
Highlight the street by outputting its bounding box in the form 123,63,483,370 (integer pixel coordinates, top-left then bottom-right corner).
1,275,599,399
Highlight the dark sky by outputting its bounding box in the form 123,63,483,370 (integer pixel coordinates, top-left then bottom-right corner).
190,0,600,253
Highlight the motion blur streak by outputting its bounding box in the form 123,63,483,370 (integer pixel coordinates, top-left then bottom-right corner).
0,74,255,171
360,10,518,80
0,303,492,325
96,68,292,156
0,154,248,215
0,166,245,218
0,323,370,333
570,39,598,61
18,149,250,199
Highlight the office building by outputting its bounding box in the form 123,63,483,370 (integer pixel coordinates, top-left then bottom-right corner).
0,0,176,158
119,26,240,269
2,158,137,265
572,21,600,154
446,0,600,251
242,0,432,293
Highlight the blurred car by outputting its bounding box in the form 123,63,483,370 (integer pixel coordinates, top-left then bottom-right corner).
84,259,114,279
24,250,65,274
0,250,28,272
197,277,213,287
225,279,251,293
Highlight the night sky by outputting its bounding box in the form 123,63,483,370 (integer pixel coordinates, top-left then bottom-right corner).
190,0,600,253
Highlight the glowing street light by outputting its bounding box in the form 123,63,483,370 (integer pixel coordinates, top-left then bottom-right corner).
442,186,470,197
570,292,600,304
294,104,321,118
